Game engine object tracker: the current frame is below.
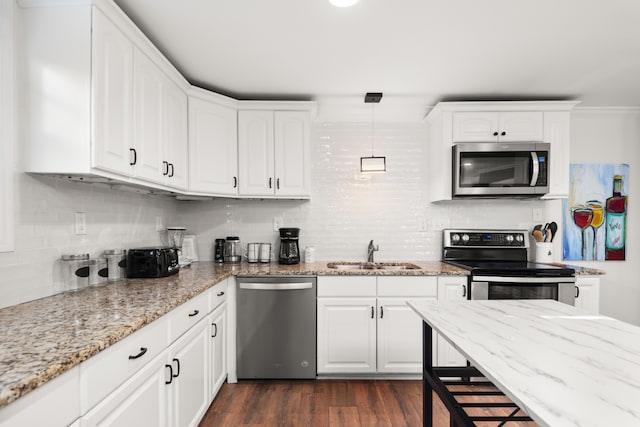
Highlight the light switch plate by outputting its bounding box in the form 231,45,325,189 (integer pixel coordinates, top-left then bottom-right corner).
155,216,164,232
75,212,86,235
273,217,284,231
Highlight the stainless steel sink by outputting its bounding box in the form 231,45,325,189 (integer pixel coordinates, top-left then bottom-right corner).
327,262,421,271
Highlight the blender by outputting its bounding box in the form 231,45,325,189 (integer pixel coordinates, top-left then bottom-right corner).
167,227,188,266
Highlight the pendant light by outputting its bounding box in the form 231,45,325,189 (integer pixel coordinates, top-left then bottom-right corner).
329,0,359,7
360,92,386,173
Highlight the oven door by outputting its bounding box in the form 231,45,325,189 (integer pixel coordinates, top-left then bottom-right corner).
452,143,549,197
470,276,575,306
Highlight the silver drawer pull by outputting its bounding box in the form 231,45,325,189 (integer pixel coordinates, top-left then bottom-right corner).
240,282,312,291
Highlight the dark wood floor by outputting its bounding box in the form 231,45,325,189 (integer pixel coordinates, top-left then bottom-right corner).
199,380,539,427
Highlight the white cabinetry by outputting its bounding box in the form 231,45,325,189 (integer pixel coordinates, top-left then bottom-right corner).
574,277,600,314
317,276,437,375
436,276,468,367
166,319,209,427
188,90,239,195
238,108,311,198
0,0,13,253
22,2,190,192
426,101,578,201
208,280,228,400
91,6,133,177
132,48,188,190
452,111,543,142
81,351,168,427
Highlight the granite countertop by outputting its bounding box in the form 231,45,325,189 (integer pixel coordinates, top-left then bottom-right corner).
0,260,465,409
407,299,639,427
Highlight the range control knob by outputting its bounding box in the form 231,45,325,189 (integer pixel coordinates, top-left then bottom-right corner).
506,234,514,243
461,234,470,243
451,234,460,243
515,234,524,243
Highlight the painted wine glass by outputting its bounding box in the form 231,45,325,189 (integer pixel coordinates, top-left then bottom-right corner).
586,200,604,260
572,204,593,260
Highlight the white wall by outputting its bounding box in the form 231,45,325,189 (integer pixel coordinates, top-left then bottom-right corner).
569,108,640,324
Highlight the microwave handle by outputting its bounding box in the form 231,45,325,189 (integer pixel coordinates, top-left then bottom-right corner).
530,151,540,186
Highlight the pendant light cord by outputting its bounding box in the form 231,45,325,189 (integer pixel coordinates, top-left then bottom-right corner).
371,103,375,157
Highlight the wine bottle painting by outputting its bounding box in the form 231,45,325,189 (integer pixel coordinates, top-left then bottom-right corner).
563,164,629,261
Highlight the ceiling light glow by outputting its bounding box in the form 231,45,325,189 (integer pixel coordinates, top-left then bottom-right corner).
329,0,359,7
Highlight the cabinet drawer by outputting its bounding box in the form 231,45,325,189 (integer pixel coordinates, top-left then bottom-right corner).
209,279,228,310
377,276,437,297
317,276,376,297
80,315,169,413
168,290,210,343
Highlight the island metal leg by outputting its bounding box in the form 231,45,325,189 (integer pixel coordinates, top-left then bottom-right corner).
423,321,433,427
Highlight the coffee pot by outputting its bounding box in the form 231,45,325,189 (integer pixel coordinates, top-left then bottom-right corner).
278,228,300,265
224,236,242,263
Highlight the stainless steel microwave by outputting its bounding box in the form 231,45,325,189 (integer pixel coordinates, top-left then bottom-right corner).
452,142,550,197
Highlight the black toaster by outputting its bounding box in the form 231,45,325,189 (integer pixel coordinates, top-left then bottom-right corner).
126,247,179,278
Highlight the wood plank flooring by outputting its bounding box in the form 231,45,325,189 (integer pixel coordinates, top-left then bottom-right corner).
199,380,539,427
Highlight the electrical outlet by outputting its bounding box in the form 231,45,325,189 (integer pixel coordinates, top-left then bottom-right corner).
155,216,164,232
533,208,543,222
418,217,428,232
273,217,284,231
75,212,86,235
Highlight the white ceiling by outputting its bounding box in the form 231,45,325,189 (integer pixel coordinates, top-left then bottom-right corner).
114,0,640,108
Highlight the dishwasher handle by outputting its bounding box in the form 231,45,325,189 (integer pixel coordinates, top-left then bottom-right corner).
239,282,313,291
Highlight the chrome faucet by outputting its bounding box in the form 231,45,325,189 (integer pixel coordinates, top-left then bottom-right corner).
367,240,379,262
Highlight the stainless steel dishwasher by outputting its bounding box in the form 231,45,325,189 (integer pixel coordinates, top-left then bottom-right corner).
236,276,317,379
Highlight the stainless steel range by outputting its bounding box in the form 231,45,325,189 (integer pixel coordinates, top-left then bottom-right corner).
443,229,576,305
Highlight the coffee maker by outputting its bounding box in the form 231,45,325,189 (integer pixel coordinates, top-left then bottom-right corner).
278,228,300,264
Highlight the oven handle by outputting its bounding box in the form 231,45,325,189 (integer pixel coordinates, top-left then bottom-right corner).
530,151,540,186
473,276,575,284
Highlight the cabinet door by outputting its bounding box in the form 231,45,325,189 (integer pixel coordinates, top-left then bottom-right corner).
377,297,436,374
81,352,167,427
452,112,499,142
498,111,543,141
188,97,238,195
575,277,600,314
167,320,209,427
238,110,274,196
91,8,133,176
317,297,377,374
274,111,310,197
542,111,570,198
209,304,227,401
436,276,467,367
132,49,164,185
163,79,188,190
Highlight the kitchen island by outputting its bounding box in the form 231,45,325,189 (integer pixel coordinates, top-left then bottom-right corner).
408,299,640,427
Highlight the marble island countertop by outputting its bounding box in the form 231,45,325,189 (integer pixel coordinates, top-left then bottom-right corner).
408,299,640,427
0,260,467,409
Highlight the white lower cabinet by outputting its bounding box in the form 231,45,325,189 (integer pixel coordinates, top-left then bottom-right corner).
317,276,438,375
436,276,468,367
81,351,168,427
166,319,209,427
75,283,229,427
208,303,227,399
317,296,377,373
575,277,600,314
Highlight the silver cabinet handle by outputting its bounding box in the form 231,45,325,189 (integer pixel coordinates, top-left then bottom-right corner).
530,151,540,186
239,282,312,291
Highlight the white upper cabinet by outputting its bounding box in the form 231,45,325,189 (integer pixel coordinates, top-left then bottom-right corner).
274,111,311,197
91,7,134,177
452,111,543,142
188,92,238,196
238,108,311,198
22,2,190,192
426,101,578,202
238,110,275,197
121,40,189,190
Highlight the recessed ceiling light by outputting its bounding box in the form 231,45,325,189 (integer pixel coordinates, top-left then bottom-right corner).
329,0,359,7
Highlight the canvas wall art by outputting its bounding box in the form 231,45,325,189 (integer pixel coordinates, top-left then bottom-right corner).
562,163,629,261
